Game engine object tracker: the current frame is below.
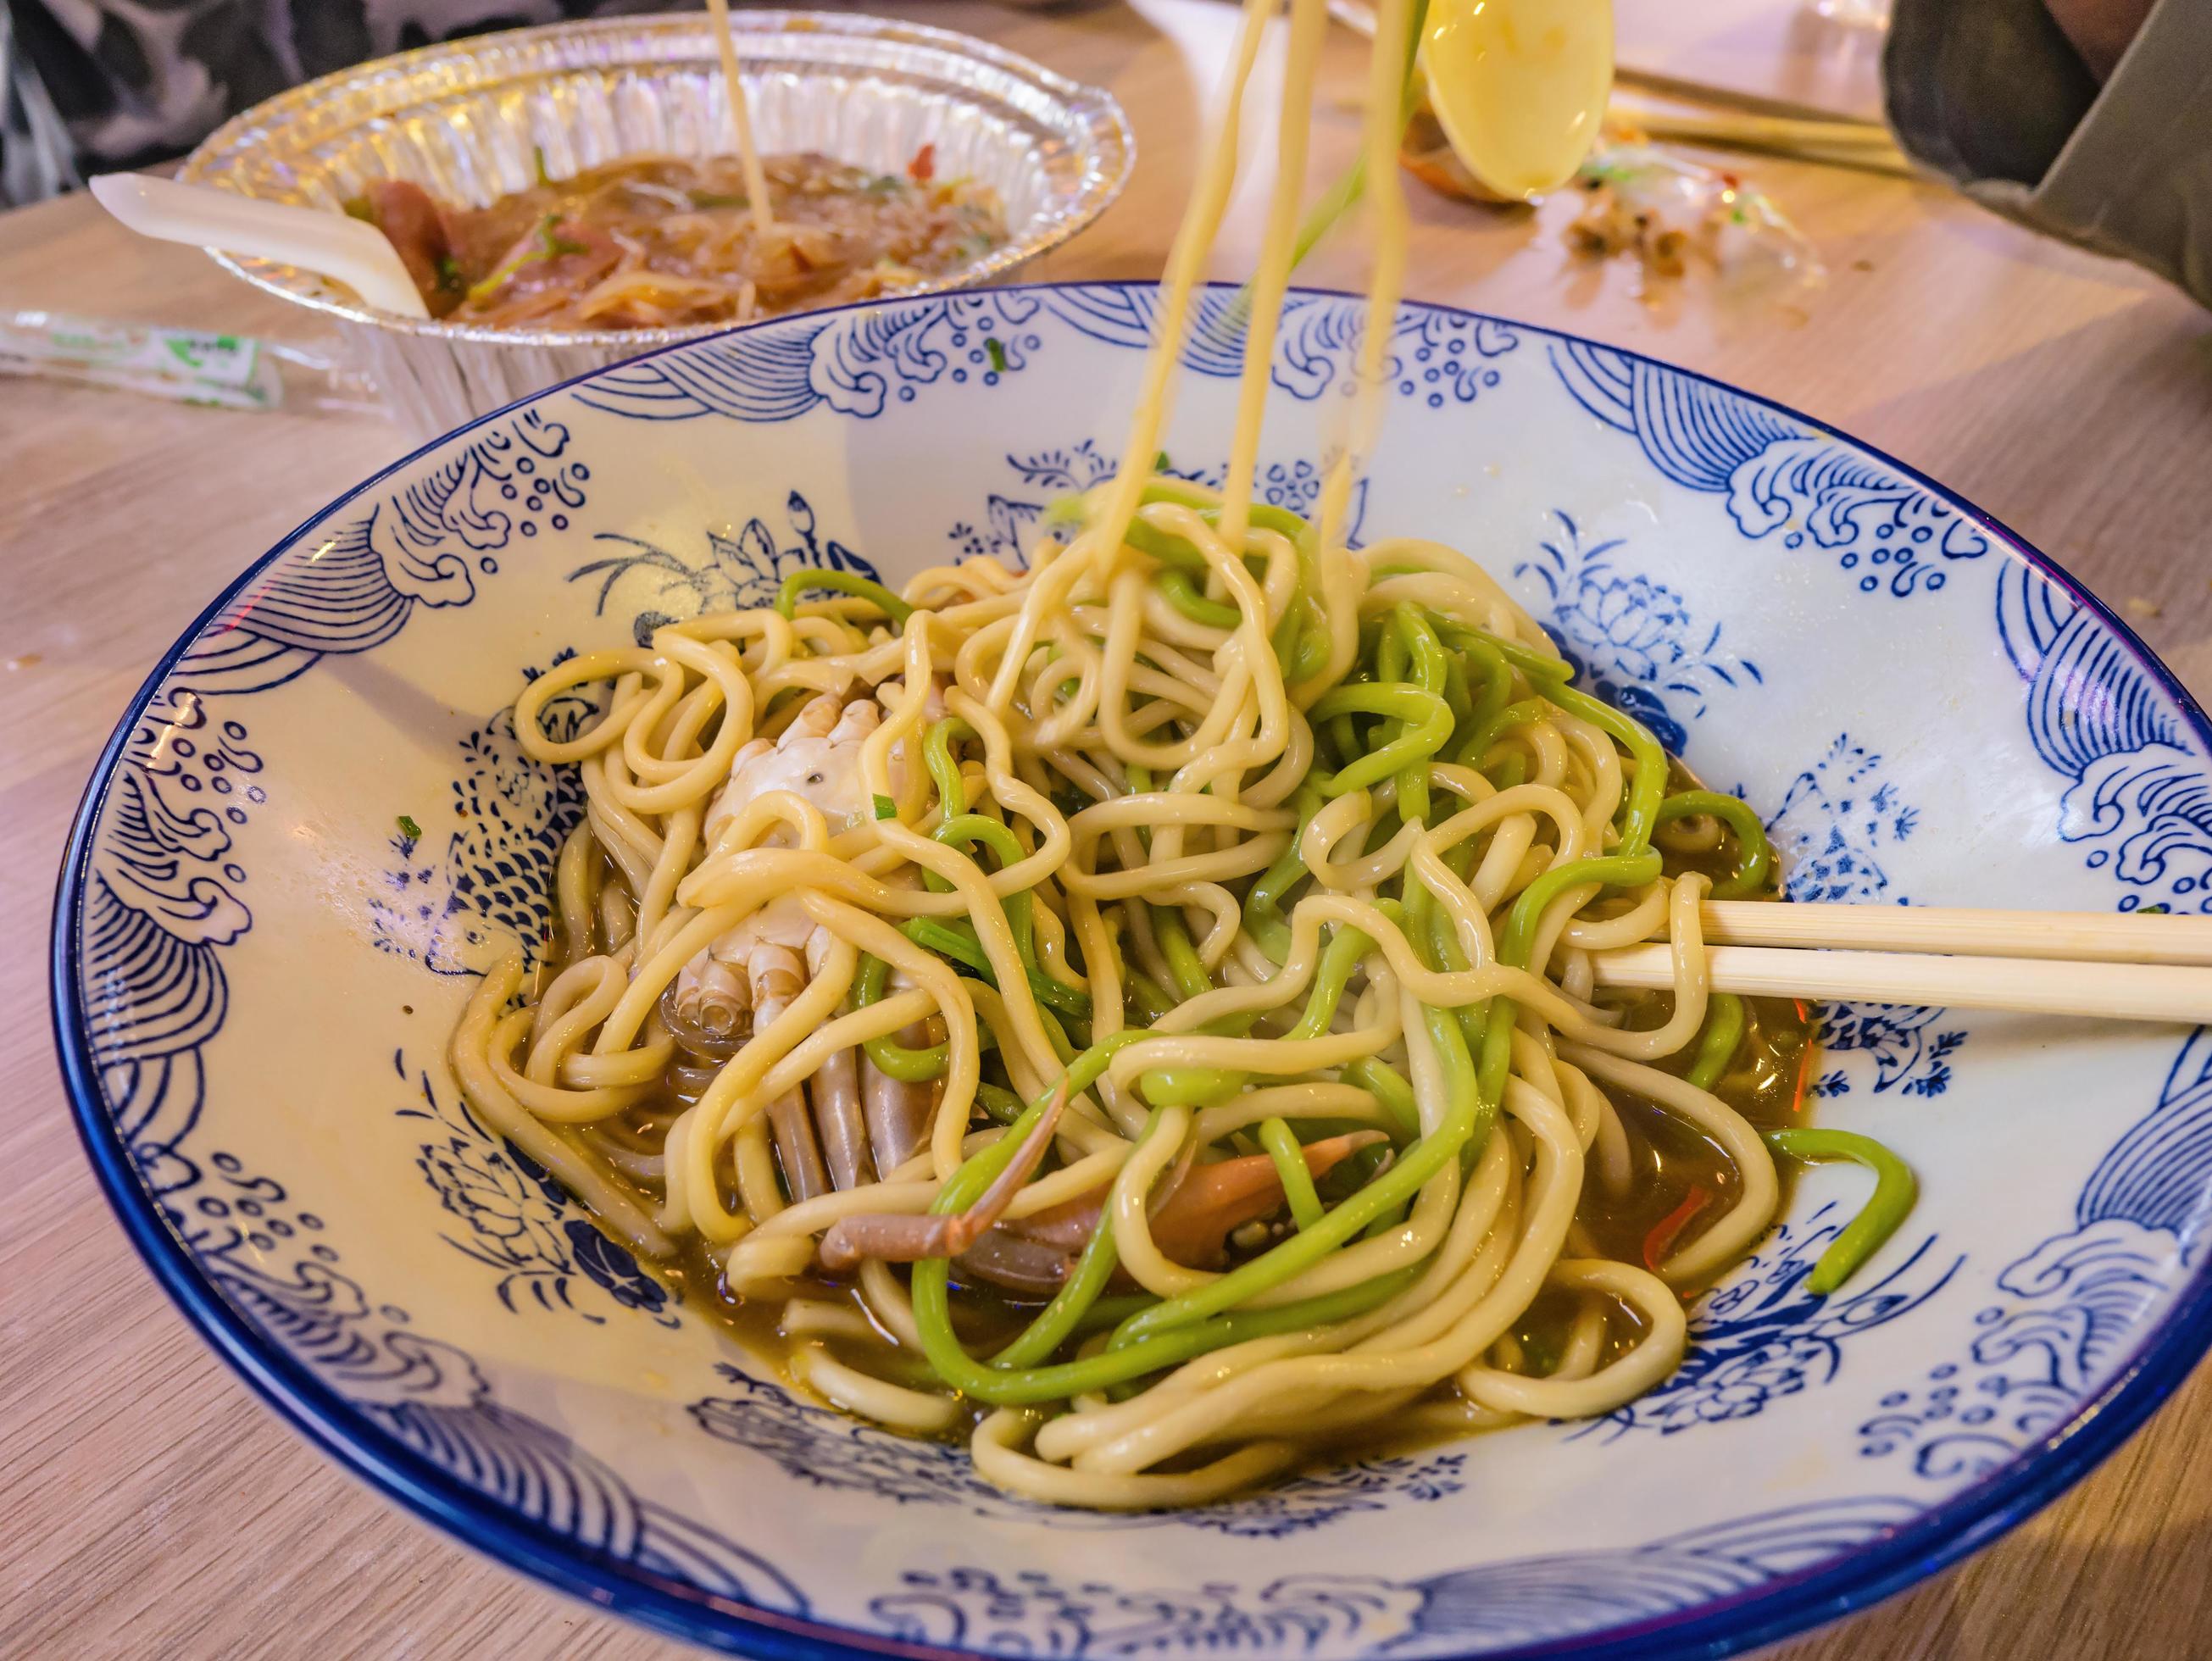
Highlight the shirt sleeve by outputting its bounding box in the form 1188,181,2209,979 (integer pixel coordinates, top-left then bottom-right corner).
1886,0,2212,306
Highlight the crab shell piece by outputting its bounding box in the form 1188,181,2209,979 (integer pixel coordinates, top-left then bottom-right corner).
700,681,946,847
705,693,883,843
669,893,823,1042
665,908,939,1203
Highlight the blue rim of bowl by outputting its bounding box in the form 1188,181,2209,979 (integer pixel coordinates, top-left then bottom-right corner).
50,281,2212,1661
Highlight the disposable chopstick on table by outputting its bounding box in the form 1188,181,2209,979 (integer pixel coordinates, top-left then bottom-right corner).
1609,64,1881,128
1608,101,1916,177
1610,108,1896,152
1589,904,2212,1025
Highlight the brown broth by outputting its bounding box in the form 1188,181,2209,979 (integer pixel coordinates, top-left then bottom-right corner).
353,153,1009,330
1570,992,1814,1283
532,759,1819,1454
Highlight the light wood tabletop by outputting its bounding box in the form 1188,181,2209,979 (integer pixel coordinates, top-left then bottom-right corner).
1613,0,1888,122
7,2,2212,1656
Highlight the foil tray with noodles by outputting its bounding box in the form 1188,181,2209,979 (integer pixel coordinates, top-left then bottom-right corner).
178,10,1133,438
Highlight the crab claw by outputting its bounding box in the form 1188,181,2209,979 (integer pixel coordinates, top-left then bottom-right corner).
863,1020,939,1175
810,1043,870,1192
958,1130,1388,1292
815,1080,1071,1272
1148,1130,1387,1267
668,956,750,1046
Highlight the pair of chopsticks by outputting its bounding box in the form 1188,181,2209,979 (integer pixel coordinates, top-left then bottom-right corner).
1592,904,2212,1024
1607,94,1915,179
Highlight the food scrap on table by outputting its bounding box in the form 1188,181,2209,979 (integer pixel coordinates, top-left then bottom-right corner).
1565,143,1823,296
1398,86,1824,300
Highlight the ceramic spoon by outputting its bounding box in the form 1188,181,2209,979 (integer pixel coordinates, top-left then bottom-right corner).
1420,0,1616,200
88,173,431,320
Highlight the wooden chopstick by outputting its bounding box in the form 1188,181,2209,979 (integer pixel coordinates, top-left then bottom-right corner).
1592,943,2212,1025
1610,65,1887,129
1609,106,1916,177
1698,902,2212,966
1609,101,1899,150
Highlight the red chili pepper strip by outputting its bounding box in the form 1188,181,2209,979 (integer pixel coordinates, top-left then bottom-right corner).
1643,1184,1711,1272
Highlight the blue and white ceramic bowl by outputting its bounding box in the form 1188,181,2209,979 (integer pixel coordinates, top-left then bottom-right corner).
54,284,2212,1659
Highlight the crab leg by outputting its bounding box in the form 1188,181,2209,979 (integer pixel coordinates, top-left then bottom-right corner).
954,1229,1082,1297
818,1082,1070,1272
861,1029,939,1175
960,1130,1389,1291
748,942,834,1202
809,1045,874,1190
767,1090,831,1201
1148,1130,1386,1265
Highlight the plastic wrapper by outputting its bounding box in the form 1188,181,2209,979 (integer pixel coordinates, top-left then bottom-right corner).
0,310,377,413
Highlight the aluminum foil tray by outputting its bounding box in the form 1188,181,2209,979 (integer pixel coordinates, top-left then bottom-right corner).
178,9,1133,436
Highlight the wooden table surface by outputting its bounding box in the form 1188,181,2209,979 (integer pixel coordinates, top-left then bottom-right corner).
8,2,2212,1656
1612,0,1888,122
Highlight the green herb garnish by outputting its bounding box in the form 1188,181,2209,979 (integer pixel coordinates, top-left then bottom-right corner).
874,794,898,821
397,814,422,840
464,214,587,304
984,337,1009,375
1153,450,1172,472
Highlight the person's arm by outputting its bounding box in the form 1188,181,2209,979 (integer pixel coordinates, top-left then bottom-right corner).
2045,0,2159,79
1885,0,2212,306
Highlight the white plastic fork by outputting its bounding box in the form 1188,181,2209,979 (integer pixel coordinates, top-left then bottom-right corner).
88,172,431,320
